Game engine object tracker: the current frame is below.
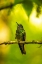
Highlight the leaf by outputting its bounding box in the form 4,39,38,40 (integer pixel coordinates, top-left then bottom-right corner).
32,0,42,5
15,0,23,4
22,0,33,17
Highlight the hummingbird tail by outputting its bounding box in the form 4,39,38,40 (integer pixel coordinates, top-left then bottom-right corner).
18,43,26,54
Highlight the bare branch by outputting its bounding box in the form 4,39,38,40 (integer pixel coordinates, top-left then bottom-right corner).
0,40,42,45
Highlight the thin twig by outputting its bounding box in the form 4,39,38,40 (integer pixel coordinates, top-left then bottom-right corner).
0,1,23,10
0,41,42,45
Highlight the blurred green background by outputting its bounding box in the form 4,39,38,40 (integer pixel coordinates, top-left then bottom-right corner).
0,0,42,64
